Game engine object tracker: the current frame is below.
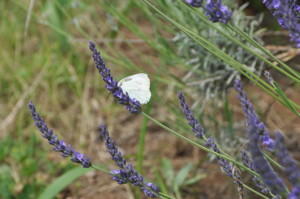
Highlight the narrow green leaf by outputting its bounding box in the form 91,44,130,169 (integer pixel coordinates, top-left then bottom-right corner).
161,158,174,185
173,164,193,187
38,167,94,199
183,173,206,186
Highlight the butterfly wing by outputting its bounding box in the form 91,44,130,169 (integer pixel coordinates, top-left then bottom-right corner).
118,73,151,104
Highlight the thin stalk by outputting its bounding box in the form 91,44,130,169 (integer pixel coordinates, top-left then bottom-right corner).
92,164,110,173
92,164,175,199
264,153,284,170
137,104,152,173
142,112,257,176
226,23,300,81
159,192,176,199
142,112,270,199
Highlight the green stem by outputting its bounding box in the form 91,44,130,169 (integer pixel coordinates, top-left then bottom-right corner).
137,104,152,173
142,112,256,175
142,112,270,199
159,192,176,199
92,164,110,173
226,23,300,81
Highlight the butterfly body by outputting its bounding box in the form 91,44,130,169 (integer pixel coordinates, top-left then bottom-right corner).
118,73,151,104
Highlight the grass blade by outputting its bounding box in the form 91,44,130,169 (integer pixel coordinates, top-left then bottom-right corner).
38,167,93,199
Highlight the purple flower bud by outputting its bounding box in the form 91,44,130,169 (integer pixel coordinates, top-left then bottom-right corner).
99,124,160,198
184,0,203,7
203,0,232,24
234,79,275,151
178,92,242,193
28,102,91,168
289,186,300,199
88,41,141,113
178,92,205,138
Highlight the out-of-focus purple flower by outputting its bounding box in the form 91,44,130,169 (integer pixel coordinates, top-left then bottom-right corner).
234,79,275,150
88,41,141,113
178,93,242,193
274,131,300,186
206,138,234,178
184,0,203,7
206,138,244,196
203,0,232,24
289,186,300,199
262,0,300,48
241,151,271,194
28,102,91,168
183,0,231,23
178,92,205,138
98,125,160,198
247,126,286,195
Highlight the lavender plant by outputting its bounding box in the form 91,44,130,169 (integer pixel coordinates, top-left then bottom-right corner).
89,41,141,114
184,0,232,24
178,92,244,196
241,151,271,194
246,125,286,196
234,79,275,150
275,131,300,198
233,80,300,198
98,125,160,198
262,0,300,48
28,101,161,198
173,2,265,99
28,102,92,168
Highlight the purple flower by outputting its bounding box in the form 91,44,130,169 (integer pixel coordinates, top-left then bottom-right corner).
203,0,232,24
234,79,275,150
289,186,300,199
241,151,271,194
178,92,205,138
206,138,236,179
183,0,232,23
274,131,300,186
184,0,203,7
98,125,160,198
88,41,141,113
28,102,91,168
262,0,300,48
178,93,243,193
247,126,286,195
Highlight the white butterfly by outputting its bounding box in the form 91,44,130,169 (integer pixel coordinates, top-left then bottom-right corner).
118,73,151,104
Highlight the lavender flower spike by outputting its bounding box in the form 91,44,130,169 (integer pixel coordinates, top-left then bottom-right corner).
262,0,300,48
247,126,286,195
178,93,243,195
178,92,205,138
234,79,275,150
98,125,160,198
241,151,271,194
275,131,300,186
289,186,300,199
88,41,141,113
28,102,91,168
204,0,232,24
